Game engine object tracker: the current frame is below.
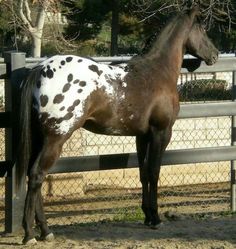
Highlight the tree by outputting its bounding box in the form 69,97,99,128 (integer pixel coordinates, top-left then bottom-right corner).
64,0,143,56
111,0,120,56
1,0,235,56
0,0,53,57
131,0,236,53
0,4,15,54
1,0,72,57
17,0,51,57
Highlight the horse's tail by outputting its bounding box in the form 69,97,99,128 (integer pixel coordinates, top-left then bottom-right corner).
15,66,42,189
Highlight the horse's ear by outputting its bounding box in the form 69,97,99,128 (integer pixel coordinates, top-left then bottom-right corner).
189,5,201,19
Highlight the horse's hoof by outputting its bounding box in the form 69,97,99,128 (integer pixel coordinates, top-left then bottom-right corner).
39,232,54,242
44,232,54,242
22,237,37,245
144,220,151,226
150,221,163,230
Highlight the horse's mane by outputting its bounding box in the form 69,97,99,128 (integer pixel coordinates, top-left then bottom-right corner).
127,10,189,71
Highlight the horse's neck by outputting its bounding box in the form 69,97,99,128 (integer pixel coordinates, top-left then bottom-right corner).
147,19,190,78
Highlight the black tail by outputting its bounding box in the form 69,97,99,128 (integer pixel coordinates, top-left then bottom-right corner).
15,66,42,189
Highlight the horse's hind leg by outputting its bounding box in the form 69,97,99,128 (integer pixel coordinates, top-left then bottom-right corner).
35,191,54,241
22,134,68,244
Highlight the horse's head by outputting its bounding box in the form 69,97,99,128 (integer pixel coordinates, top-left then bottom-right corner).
185,7,219,65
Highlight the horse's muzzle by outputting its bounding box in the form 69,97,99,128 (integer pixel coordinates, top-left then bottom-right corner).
206,51,219,65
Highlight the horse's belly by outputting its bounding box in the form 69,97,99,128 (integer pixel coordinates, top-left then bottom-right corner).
83,115,149,136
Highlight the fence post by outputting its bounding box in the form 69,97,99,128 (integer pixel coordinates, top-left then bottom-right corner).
231,70,236,212
4,52,27,233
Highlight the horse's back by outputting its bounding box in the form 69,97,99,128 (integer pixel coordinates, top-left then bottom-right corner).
31,55,129,135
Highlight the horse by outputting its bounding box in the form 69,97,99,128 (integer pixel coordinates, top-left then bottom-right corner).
16,6,218,244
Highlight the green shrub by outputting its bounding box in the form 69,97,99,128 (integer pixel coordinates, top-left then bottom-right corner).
179,79,232,101
41,42,59,57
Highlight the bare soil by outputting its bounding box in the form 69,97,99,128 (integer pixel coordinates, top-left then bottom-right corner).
0,215,235,249
0,182,235,248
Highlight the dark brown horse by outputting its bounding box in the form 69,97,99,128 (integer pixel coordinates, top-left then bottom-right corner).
16,7,218,244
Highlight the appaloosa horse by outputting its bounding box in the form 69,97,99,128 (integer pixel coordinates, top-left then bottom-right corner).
16,6,218,244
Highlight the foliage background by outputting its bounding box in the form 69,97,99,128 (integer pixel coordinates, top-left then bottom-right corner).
0,0,235,57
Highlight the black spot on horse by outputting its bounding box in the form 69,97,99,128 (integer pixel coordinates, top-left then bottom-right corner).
67,99,80,112
37,80,41,88
79,81,86,87
40,95,49,107
56,112,73,124
40,112,50,123
61,60,65,66
88,64,103,76
56,117,63,124
78,89,83,93
53,94,64,104
48,117,57,126
46,68,54,79
60,106,65,111
124,66,129,72
53,68,56,72
67,74,73,82
73,99,80,107
109,66,113,70
41,69,46,78
66,57,73,62
62,83,71,93
78,59,83,63
104,74,113,84
67,106,75,112
64,112,73,120
73,79,80,84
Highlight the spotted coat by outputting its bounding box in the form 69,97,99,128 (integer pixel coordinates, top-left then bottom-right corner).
33,55,128,134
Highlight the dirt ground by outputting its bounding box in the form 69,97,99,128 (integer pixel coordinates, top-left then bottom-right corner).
0,182,235,248
0,214,236,249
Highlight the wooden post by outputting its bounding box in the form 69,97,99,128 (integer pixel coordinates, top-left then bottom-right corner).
231,70,236,212
4,52,27,233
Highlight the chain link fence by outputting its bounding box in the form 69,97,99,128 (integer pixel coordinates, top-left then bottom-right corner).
0,67,233,231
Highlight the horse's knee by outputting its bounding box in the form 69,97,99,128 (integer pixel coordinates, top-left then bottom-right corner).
139,165,149,183
149,175,158,185
140,173,148,184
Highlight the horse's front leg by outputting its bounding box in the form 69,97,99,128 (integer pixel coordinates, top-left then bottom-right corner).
148,127,172,228
136,134,150,225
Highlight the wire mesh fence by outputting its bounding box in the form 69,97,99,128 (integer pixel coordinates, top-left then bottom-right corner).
0,66,233,231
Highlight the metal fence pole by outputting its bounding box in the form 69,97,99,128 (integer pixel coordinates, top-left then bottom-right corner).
4,52,27,233
231,70,236,212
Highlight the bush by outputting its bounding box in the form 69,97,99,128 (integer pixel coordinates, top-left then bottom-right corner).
41,42,59,57
179,79,232,101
